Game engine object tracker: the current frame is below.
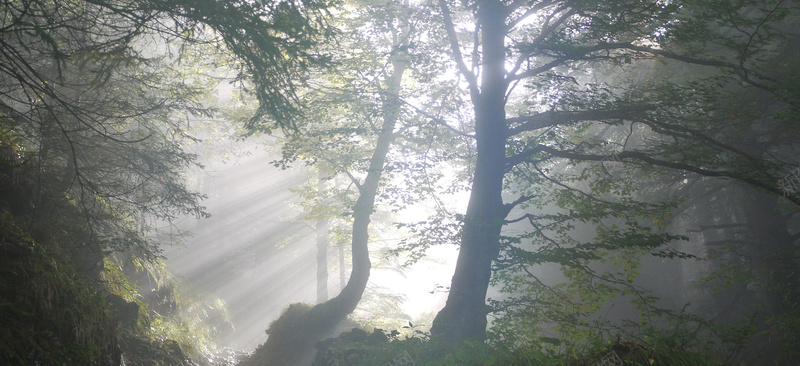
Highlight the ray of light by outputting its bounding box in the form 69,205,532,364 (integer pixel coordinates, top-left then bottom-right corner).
164,140,461,351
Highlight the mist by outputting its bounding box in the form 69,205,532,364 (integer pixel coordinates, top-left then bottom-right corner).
162,139,459,352
2,1,799,365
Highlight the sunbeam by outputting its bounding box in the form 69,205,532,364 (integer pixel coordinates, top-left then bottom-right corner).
164,141,460,351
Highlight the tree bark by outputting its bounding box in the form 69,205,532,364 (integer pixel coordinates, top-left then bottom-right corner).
430,0,509,342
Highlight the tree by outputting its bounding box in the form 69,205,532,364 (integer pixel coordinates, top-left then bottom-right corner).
241,0,428,363
0,1,331,363
0,0,330,256
428,0,800,343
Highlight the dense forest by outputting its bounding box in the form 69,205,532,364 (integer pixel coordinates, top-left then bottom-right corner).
1,0,799,365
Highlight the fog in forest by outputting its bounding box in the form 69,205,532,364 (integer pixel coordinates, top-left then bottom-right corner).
161,142,459,351
2,1,800,365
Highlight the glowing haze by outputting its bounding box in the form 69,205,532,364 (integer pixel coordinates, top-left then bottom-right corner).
164,139,458,351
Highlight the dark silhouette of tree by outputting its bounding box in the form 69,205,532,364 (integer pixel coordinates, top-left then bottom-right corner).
0,0,330,256
429,0,800,343
1,2,330,362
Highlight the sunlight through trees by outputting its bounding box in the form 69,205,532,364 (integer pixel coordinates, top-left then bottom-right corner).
2,0,799,365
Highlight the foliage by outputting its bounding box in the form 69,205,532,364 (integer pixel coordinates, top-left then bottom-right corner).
1,0,202,258
313,323,733,366
0,0,333,365
103,255,236,364
2,0,798,364
1,125,233,366
489,143,691,347
0,211,119,365
695,203,800,364
242,0,453,363
410,0,800,348
0,0,335,259
313,329,537,366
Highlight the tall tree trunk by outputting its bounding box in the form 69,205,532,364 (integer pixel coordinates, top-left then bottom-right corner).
339,239,345,291
245,54,408,366
431,0,509,342
316,176,329,303
315,220,329,303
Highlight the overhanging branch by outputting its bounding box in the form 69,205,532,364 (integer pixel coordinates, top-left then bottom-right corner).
535,144,800,206
507,107,652,136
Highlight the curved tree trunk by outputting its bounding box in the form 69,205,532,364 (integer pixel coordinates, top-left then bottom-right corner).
244,54,409,366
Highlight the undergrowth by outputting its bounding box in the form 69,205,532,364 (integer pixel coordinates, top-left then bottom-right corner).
0,212,120,365
313,324,732,366
103,255,235,365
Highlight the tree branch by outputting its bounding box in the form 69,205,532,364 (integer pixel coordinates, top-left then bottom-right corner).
507,107,651,136
438,0,480,100
535,145,800,206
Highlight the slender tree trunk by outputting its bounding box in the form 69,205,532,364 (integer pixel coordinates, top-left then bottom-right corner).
431,0,509,342
315,220,329,303
339,240,345,291
246,54,409,366
316,176,329,303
